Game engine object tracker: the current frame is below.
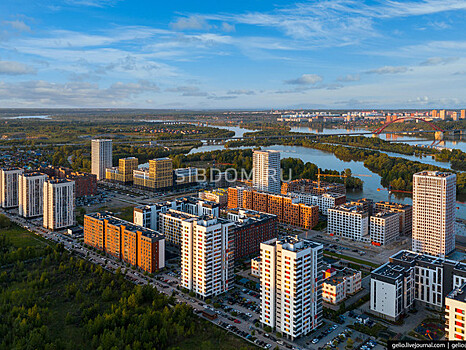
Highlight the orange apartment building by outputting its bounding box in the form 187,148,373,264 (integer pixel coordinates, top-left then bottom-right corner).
84,212,165,273
227,187,318,229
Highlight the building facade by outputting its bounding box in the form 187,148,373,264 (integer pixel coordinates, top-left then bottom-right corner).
412,171,456,257
38,166,97,197
84,212,165,273
281,179,346,196
289,192,346,215
227,208,278,260
371,250,466,321
374,201,412,235
322,268,362,305
149,158,173,189
0,167,23,208
252,150,281,194
181,216,234,298
199,188,228,207
445,283,466,340
370,212,400,246
327,203,369,242
106,157,138,184
43,179,75,230
91,139,112,180
19,172,48,218
260,237,323,340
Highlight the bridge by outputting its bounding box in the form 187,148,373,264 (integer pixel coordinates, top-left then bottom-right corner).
372,117,445,135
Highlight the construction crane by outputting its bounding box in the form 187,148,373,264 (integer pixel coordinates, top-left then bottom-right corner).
377,186,412,202
317,168,372,189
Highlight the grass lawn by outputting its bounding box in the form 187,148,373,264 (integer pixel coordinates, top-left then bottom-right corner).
1,224,47,248
98,205,135,222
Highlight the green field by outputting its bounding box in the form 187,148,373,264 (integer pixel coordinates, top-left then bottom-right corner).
0,222,256,350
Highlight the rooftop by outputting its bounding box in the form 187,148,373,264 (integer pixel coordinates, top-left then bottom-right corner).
266,235,322,252
372,262,410,280
447,282,466,303
414,170,454,178
375,201,412,209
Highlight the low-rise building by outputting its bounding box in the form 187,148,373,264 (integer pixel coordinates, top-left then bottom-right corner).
288,192,346,215
199,188,228,207
327,203,369,242
322,268,362,304
251,256,261,277
370,212,400,246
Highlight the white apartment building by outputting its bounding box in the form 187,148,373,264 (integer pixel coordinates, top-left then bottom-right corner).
43,179,75,230
91,139,112,180
260,236,323,340
133,196,220,233
251,256,261,277
412,171,456,257
289,192,346,215
322,268,362,304
445,283,466,341
19,172,48,218
158,210,197,245
370,212,400,246
327,203,369,242
370,250,466,322
181,216,234,298
253,150,281,194
0,168,23,208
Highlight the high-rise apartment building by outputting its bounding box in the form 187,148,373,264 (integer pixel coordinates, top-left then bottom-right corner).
43,179,75,230
439,109,446,120
19,172,48,218
446,283,466,340
181,216,234,298
91,139,112,180
327,203,369,242
260,236,323,340
253,150,281,193
106,157,138,184
461,110,466,119
149,158,173,189
0,168,23,208
412,171,456,257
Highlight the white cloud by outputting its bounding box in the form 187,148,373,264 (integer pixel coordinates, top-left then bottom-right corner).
170,16,211,31
420,57,459,66
221,22,236,32
337,74,360,82
227,89,255,95
285,74,323,85
0,60,36,75
3,20,31,32
366,66,409,74
65,0,122,7
166,86,207,96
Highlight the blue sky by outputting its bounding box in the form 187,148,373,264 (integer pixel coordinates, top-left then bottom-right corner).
0,0,465,109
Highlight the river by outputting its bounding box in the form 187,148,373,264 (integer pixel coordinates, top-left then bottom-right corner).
186,124,466,219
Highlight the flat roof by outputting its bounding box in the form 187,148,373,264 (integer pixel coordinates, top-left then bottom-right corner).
447,282,466,303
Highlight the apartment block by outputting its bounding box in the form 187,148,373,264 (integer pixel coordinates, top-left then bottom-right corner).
43,179,75,230
159,210,198,245
374,201,412,235
445,283,466,340
252,150,281,193
106,157,138,184
349,198,374,216
149,158,173,189
38,166,97,197
181,216,234,298
322,268,362,305
327,203,369,242
370,250,466,321
227,186,246,209
289,192,346,215
0,167,23,208
199,188,228,207
91,139,112,180
174,167,198,186
84,212,165,273
260,237,323,340
412,171,456,257
134,196,220,240
227,187,319,230
227,208,278,260
282,179,346,196
18,172,48,218
370,212,400,246
251,256,261,277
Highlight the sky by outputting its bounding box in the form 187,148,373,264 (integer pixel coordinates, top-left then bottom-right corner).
0,0,465,109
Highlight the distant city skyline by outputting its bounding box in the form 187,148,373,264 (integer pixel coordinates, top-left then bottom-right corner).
0,0,465,109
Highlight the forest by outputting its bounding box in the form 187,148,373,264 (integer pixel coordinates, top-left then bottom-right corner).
0,216,254,350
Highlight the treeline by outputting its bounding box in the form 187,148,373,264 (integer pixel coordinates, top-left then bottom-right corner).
281,158,363,190
0,224,253,350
